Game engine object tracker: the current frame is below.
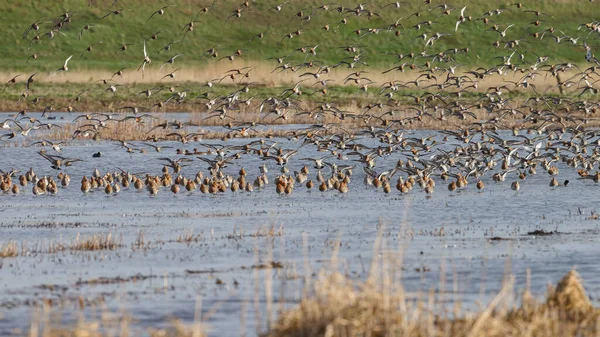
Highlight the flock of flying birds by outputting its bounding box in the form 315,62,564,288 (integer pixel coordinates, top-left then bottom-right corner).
2,0,600,197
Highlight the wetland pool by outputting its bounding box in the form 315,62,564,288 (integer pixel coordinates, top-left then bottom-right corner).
1,131,599,336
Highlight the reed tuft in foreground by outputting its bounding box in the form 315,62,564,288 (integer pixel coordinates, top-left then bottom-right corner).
265,269,599,337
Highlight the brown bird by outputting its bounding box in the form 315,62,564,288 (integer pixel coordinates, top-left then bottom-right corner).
319,181,328,192
306,180,314,189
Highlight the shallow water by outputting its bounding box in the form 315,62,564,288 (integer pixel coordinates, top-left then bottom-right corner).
1,129,600,336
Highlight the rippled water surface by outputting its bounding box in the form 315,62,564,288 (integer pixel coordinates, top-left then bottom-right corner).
1,125,600,336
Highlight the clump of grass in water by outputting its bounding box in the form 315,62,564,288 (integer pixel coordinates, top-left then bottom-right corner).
176,229,204,244
46,240,68,254
150,319,207,337
27,306,207,337
71,233,121,251
250,224,284,238
0,240,19,258
1,234,121,256
264,269,599,337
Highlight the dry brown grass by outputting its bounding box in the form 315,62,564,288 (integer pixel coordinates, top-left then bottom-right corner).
250,224,284,238
25,308,206,337
176,229,204,244
0,61,567,90
148,319,207,337
226,224,284,240
265,269,599,337
23,269,596,337
70,233,121,251
0,240,20,258
0,233,122,258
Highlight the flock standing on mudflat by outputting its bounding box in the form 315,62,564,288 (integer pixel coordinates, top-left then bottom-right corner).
1,0,600,197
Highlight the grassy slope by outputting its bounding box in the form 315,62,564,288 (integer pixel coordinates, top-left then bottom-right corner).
0,0,598,74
